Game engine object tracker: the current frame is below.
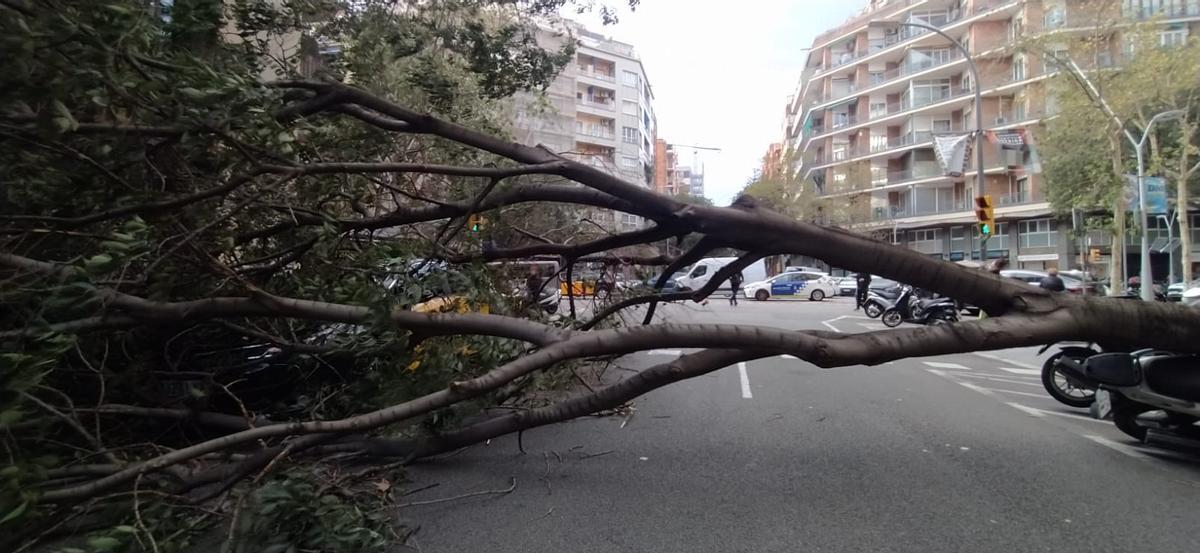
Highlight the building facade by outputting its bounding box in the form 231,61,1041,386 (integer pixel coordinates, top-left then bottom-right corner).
652,139,707,198
512,22,658,233
781,0,1200,276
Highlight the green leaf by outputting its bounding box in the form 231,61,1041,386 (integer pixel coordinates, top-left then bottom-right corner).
83,254,114,272
86,536,121,551
0,501,27,525
112,525,137,533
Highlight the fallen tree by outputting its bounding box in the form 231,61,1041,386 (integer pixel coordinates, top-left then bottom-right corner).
3,1,1200,551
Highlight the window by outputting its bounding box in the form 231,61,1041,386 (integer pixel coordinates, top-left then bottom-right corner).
1147,216,1171,242
906,79,951,108
1043,5,1065,29
869,71,885,86
950,226,969,253
622,100,637,116
622,70,639,87
1012,55,1026,81
870,102,886,117
933,119,951,132
622,126,638,144
1161,27,1188,48
908,229,942,254
619,155,639,169
1192,214,1200,245
981,222,1009,251
1019,218,1057,248
690,265,707,277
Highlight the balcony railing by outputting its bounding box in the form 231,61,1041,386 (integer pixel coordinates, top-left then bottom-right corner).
577,67,616,82
1124,1,1200,20
576,124,615,140
886,164,943,185
873,201,968,221
577,97,614,111
997,190,1046,206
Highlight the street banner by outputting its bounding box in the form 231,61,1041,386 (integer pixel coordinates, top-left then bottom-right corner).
933,133,973,177
1124,175,1169,214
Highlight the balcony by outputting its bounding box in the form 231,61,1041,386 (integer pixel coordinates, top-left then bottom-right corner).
576,122,615,141
997,189,1046,207
872,130,934,153
873,200,968,221
816,49,965,108
577,97,615,111
886,163,943,185
1124,1,1200,20
577,67,616,82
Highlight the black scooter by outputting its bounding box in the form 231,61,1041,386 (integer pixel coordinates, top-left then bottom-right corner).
881,285,959,327
1083,350,1200,449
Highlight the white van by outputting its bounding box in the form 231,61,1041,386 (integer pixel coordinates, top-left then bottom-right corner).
675,257,768,293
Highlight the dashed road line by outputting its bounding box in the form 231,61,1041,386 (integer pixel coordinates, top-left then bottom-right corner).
991,387,1054,399
1000,367,1042,376
738,362,753,399
957,381,996,396
922,361,971,370
648,349,681,356
779,354,799,360
1007,402,1046,418
951,373,1041,387
1083,434,1152,459
973,351,1040,370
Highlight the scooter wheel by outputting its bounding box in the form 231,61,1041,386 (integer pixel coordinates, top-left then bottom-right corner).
881,309,902,328
864,302,883,318
1040,352,1095,408
1111,393,1153,442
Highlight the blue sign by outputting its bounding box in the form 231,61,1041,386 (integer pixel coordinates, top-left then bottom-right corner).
1125,175,1169,214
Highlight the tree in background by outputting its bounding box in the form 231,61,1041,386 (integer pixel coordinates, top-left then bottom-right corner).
1035,12,1200,286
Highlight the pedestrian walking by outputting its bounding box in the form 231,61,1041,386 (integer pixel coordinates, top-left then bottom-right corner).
1039,267,1066,292
854,272,871,310
729,271,744,306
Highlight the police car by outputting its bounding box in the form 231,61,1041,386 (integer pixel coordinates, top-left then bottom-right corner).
743,271,838,302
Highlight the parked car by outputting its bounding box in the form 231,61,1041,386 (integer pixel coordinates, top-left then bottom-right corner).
744,271,838,301
1167,279,1200,302
785,265,828,275
675,257,769,292
642,271,687,293
1000,269,1091,294
835,277,857,296
1182,284,1200,308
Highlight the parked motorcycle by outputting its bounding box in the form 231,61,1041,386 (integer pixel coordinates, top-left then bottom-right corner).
880,285,959,327
862,287,900,318
1083,350,1200,449
1038,342,1102,408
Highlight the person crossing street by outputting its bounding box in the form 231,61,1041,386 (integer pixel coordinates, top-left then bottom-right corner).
729,271,744,306
854,272,871,310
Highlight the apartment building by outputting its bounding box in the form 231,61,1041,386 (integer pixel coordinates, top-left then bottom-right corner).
512,22,658,233
652,139,706,197
781,0,1200,275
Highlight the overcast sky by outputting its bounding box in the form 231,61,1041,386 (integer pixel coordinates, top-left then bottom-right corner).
569,1,865,206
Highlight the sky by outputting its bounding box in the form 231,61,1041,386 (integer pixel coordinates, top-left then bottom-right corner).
569,0,865,206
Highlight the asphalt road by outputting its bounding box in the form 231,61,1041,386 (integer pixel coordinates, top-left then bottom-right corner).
398,297,1200,553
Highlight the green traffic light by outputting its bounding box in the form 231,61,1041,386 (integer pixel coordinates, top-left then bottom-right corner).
980,223,991,236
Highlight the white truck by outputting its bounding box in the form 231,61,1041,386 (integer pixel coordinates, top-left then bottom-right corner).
674,257,768,293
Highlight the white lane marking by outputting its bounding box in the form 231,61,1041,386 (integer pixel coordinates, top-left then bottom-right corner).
738,362,753,399
779,354,799,360
857,323,887,330
648,349,681,356
820,319,842,332
922,361,971,370
926,368,947,377
957,381,995,396
1083,434,1151,459
974,351,1040,370
951,373,1041,386
1007,402,1046,417
991,388,1054,399
1001,367,1042,376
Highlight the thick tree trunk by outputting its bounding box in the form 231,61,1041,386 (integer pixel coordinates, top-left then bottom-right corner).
1109,133,1127,295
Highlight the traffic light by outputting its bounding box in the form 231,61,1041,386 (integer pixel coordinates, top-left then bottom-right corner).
467,214,483,232
974,195,995,237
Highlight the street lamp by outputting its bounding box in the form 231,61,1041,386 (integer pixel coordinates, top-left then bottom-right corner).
885,21,986,260
1132,109,1185,300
